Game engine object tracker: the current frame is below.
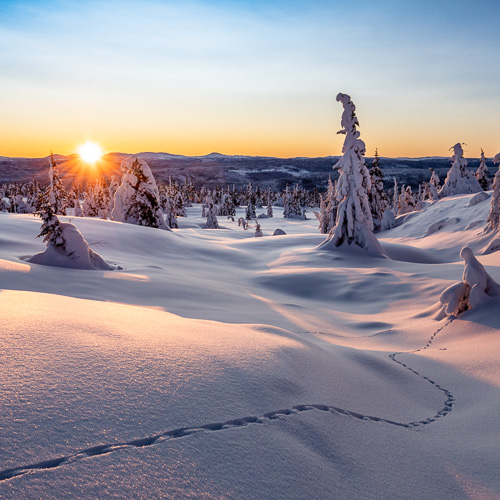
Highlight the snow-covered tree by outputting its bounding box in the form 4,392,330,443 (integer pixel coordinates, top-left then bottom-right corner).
219,192,236,217
83,180,109,219
320,93,386,256
397,185,416,215
283,184,305,219
36,202,64,246
32,202,113,270
318,177,337,234
111,156,168,229
47,153,68,214
255,221,263,237
245,182,257,220
439,143,482,197
476,149,490,191
164,194,178,229
369,149,388,231
205,196,219,229
429,169,440,191
392,178,399,214
266,187,274,218
485,153,500,232
423,169,440,200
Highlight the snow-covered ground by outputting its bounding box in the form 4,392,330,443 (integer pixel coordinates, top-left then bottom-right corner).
1,194,499,499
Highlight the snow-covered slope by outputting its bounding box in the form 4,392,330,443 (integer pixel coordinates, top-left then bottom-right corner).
0,194,499,499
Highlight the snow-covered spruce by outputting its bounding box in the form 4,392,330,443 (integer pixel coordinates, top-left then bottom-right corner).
391,178,399,215
163,194,179,229
369,149,388,231
319,93,386,257
28,203,113,270
111,156,169,229
47,152,68,215
476,149,490,191
205,196,219,229
439,247,499,316
485,152,500,232
439,143,482,197
318,177,337,234
397,185,416,215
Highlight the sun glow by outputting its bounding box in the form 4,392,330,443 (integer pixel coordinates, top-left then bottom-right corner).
78,141,103,164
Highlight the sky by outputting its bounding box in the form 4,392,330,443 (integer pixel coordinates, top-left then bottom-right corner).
0,0,499,158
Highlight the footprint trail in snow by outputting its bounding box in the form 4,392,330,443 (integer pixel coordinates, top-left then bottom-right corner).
0,318,455,483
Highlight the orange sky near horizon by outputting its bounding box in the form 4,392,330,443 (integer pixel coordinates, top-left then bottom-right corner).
1,1,499,161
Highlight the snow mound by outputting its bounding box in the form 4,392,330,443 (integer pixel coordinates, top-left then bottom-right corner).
381,242,443,264
27,222,114,270
380,209,396,231
273,228,287,236
424,217,461,236
468,191,490,207
439,247,499,316
482,237,500,255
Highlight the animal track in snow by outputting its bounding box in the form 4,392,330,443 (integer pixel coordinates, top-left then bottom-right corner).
388,317,456,427
0,404,410,483
0,319,456,483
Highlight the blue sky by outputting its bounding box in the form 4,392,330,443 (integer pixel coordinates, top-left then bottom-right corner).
1,0,499,157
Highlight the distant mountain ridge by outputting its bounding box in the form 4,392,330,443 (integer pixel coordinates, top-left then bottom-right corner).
0,152,494,191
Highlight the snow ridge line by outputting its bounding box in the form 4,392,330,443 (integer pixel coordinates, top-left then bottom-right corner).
0,404,411,483
389,317,456,428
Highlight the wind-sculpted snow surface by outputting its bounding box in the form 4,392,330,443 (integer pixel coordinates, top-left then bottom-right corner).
0,193,499,499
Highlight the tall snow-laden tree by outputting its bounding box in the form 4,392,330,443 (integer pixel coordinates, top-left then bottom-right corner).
318,177,337,234
205,196,219,229
111,156,169,229
485,153,500,232
439,143,482,197
476,149,490,191
369,149,388,231
245,182,257,220
164,194,178,229
320,93,386,256
47,152,67,215
266,187,274,218
392,178,399,214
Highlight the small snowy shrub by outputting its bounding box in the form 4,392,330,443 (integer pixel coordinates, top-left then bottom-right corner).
32,205,113,270
439,247,498,315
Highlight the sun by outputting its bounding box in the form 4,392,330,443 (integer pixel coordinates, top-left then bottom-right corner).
78,141,103,164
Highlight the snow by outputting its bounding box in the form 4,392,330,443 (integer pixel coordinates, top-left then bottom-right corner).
27,221,114,270
0,194,499,499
